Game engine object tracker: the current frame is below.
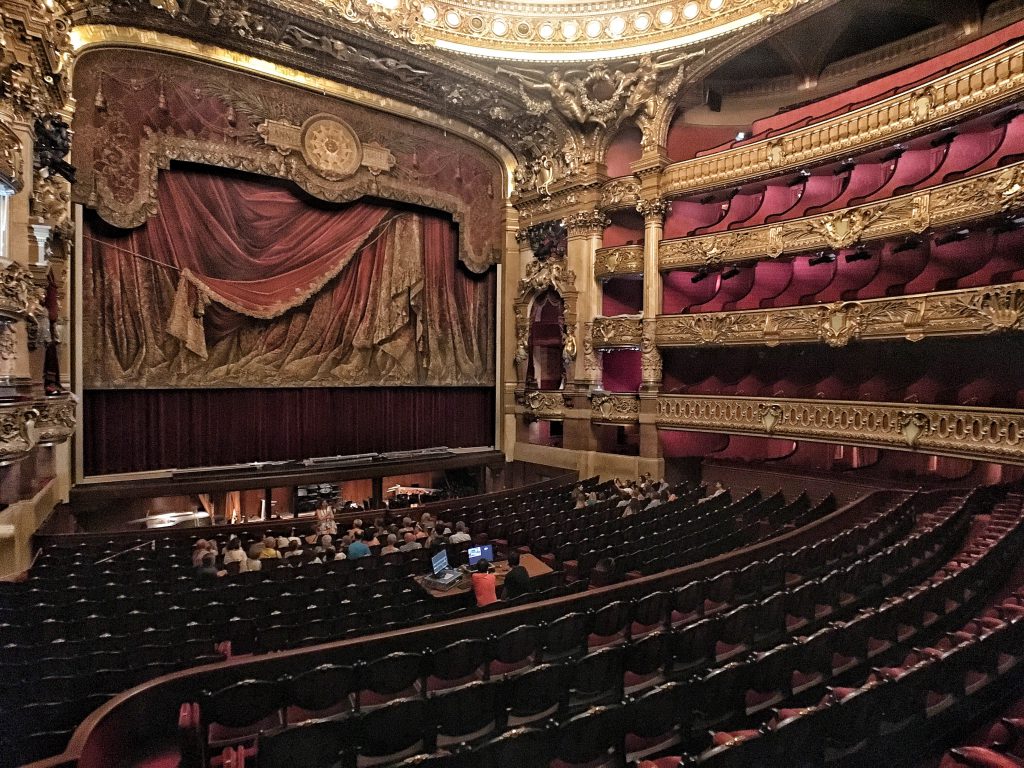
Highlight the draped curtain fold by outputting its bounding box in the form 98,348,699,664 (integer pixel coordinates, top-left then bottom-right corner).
84,166,495,388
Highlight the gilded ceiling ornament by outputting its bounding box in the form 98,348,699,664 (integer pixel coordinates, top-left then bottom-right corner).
816,302,862,348
301,116,362,181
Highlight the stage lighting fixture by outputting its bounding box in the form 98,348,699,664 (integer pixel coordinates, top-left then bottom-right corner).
935,228,971,245
892,237,922,253
845,246,872,263
721,266,741,280
691,268,711,284
808,251,837,266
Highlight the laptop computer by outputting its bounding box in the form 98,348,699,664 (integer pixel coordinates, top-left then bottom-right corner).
425,549,461,588
467,544,494,567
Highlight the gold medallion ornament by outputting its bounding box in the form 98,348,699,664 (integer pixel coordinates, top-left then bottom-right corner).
300,115,363,181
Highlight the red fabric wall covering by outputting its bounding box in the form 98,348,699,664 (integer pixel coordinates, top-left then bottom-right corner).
83,387,495,475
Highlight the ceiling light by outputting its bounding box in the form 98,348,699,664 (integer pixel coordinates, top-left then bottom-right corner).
585,19,603,37
421,3,438,21
492,18,508,35
538,22,554,39
562,20,579,38
709,0,725,8
444,10,461,27
634,14,651,31
609,16,627,36
683,2,700,19
657,7,675,25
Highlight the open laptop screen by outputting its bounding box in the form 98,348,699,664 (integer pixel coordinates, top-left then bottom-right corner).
431,549,450,576
467,544,494,566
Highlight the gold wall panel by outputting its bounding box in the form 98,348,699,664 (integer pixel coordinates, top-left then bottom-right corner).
518,390,572,420
592,316,643,349
656,282,1024,348
660,162,1024,270
656,395,1024,464
660,40,1024,197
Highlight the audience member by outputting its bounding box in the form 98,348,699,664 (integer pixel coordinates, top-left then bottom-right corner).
501,551,531,600
222,538,246,569
399,532,422,552
191,539,211,567
348,531,372,559
471,559,498,607
381,534,400,555
195,553,223,579
258,537,281,559
284,539,303,558
449,521,472,544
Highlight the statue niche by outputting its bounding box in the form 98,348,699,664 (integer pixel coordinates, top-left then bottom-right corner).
526,290,567,390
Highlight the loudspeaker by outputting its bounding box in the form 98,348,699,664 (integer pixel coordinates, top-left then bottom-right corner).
705,88,722,112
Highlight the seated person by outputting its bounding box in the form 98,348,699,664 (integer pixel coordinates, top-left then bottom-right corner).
449,521,472,544
347,530,373,559
472,559,498,607
399,532,422,552
258,536,281,559
380,533,400,555
501,551,531,600
284,538,303,558
196,553,224,579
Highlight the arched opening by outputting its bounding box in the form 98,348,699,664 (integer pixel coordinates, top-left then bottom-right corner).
527,289,566,390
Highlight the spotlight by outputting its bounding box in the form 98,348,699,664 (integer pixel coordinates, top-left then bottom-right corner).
735,131,747,141
721,266,741,280
691,268,711,284
892,237,922,253
808,251,837,267
845,245,872,263
935,228,971,245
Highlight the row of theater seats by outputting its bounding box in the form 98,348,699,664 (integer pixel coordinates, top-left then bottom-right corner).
661,336,1024,408
660,227,1024,315
0,481,816,767
666,111,1024,240
938,698,1024,767
694,22,1024,158
183,488,1017,768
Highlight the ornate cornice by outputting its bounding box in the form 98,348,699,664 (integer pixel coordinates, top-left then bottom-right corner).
519,389,571,420
594,244,644,278
0,263,44,321
592,315,643,349
564,210,609,237
657,282,1024,348
659,161,1024,270
656,395,1024,464
591,393,640,424
661,37,1024,197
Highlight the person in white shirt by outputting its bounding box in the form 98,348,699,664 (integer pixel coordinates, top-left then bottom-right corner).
380,534,400,554
449,521,472,544
222,538,246,568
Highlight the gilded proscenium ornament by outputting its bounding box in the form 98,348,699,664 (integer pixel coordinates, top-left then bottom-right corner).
656,395,1024,464
591,394,641,424
0,262,44,320
594,245,644,279
657,283,1024,348
592,315,643,350
0,401,41,466
659,161,1024,271
32,392,76,446
661,36,1024,197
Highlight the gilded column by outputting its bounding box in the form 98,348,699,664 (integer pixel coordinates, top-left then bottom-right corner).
564,209,609,390
638,198,669,393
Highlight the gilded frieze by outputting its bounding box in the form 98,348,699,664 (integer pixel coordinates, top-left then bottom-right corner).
592,315,643,349
660,161,1024,270
594,245,644,278
657,283,1024,348
661,40,1024,197
521,390,570,420
600,177,641,212
0,263,44,321
33,392,76,446
591,394,640,424
656,395,1024,464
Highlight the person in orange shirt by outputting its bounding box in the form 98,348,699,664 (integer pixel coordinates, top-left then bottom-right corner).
471,559,498,607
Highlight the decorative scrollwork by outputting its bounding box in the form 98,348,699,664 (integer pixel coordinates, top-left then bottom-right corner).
594,245,644,278
591,394,640,423
517,256,577,302
656,395,1024,463
592,316,643,349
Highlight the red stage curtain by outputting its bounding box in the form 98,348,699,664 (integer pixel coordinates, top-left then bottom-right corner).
83,387,495,474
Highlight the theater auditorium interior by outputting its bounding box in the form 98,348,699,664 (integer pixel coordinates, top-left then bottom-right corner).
6,0,1024,766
